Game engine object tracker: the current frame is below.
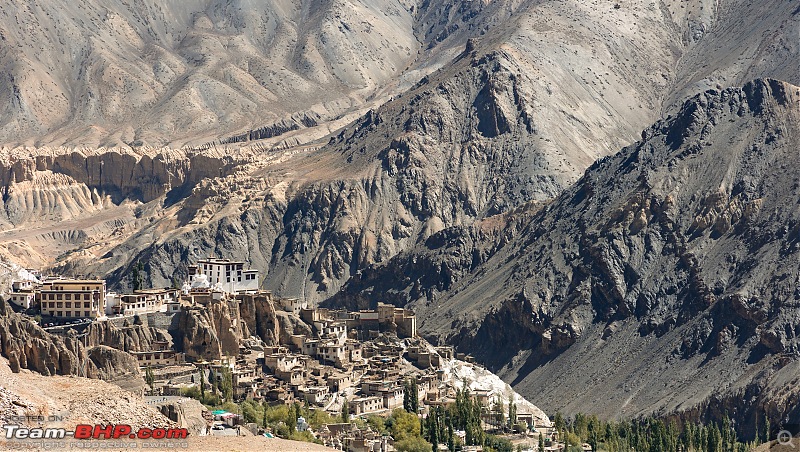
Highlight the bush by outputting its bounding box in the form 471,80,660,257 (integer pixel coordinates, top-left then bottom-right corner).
485,434,514,452
394,436,432,452
289,430,317,443
242,402,259,424
304,408,335,429
367,415,387,434
388,409,421,442
265,405,290,425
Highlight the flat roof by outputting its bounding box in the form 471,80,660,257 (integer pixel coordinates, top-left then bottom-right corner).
196,258,246,265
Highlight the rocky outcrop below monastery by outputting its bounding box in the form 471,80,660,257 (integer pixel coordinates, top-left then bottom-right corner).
0,299,142,386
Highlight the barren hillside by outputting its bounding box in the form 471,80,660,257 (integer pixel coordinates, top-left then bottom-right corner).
393,79,800,436
0,0,798,436
0,0,795,306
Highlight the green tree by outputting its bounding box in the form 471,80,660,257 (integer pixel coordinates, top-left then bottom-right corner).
554,412,566,444
262,400,268,428
404,379,413,413
341,398,350,424
508,397,517,430
367,415,386,434
411,378,420,414
208,367,217,395
219,366,233,401
286,404,297,434
144,366,155,393
492,397,505,429
131,261,144,291
447,419,455,452
539,433,545,452
395,436,433,452
391,408,422,442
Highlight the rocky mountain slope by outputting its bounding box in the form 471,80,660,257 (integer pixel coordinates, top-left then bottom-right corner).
370,79,799,436
0,0,797,435
0,0,793,305
0,0,425,148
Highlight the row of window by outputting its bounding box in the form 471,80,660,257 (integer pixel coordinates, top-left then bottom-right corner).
42,293,93,301
44,301,93,309
48,286,100,291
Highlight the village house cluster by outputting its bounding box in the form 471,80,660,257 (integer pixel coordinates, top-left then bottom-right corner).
7,257,552,451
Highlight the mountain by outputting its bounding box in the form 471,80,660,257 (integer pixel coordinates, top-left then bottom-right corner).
0,0,798,433
338,79,799,434
1,0,797,306
0,0,426,148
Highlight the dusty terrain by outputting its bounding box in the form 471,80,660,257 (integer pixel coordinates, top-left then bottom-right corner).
0,356,334,451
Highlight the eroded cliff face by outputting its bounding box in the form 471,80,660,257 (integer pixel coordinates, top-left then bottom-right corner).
173,301,243,361
170,293,309,361
238,293,312,346
0,299,142,385
85,320,172,352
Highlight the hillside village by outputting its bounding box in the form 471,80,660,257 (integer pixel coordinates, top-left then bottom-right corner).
6,257,554,451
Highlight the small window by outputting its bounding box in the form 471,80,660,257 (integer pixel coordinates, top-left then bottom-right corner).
65,302,71,308
84,302,90,308
56,294,62,300
85,311,90,317
65,294,71,300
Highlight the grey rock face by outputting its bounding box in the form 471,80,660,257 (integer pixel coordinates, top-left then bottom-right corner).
1,0,798,306
388,79,800,436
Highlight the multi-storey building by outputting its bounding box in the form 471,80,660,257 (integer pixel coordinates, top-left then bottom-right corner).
190,258,259,293
39,279,106,318
9,280,37,310
105,288,180,316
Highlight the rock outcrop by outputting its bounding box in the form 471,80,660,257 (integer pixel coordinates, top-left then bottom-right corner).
173,301,243,361
238,292,312,346
157,398,210,437
171,293,308,361
85,319,172,352
0,299,143,385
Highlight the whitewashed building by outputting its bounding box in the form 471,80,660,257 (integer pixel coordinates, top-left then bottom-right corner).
190,258,259,294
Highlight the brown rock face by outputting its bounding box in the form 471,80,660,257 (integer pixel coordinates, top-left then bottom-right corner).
238,292,312,346
86,345,145,393
0,299,141,385
173,294,310,361
85,320,172,352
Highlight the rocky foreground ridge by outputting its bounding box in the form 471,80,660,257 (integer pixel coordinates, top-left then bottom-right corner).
330,79,800,436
